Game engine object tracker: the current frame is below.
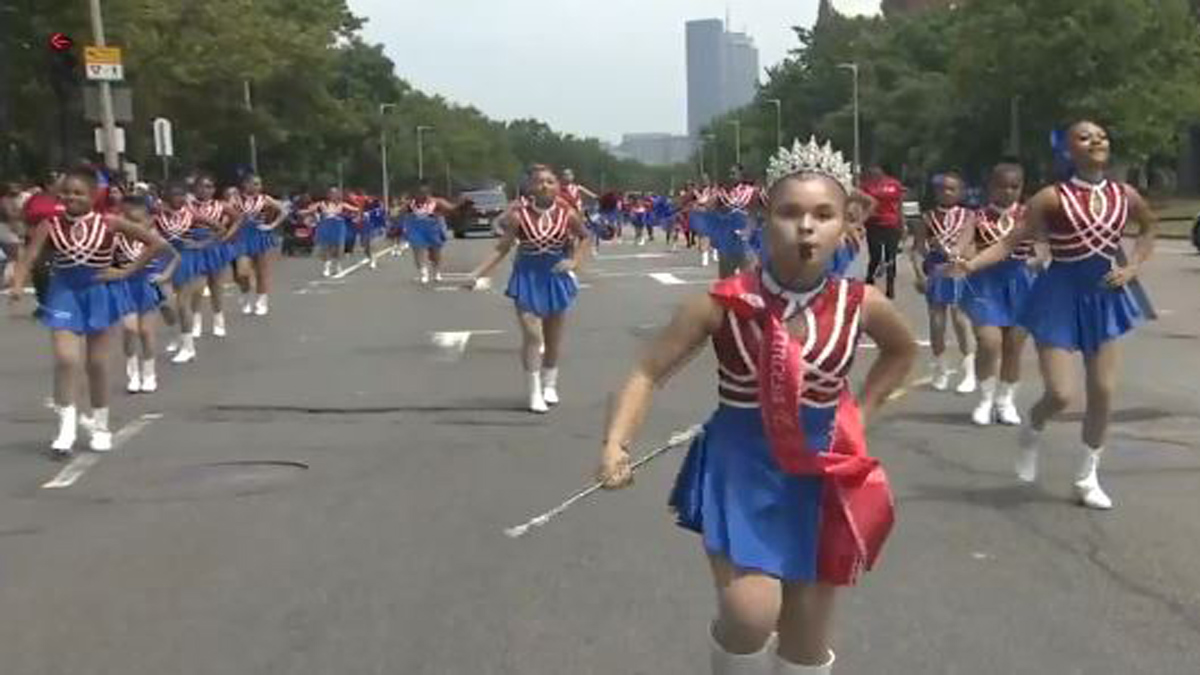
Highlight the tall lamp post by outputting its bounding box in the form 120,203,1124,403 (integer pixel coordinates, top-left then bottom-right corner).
416,125,434,182
379,103,398,207
837,62,861,180
702,133,717,179
727,119,742,168
766,98,783,149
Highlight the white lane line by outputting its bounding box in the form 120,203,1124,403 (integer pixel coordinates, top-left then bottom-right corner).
41,413,160,489
888,376,934,402
332,245,397,280
859,339,932,350
649,272,687,285
429,330,505,361
595,253,674,260
594,266,704,279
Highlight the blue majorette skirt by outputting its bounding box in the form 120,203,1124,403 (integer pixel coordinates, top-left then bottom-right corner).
239,218,279,258
669,404,838,582
829,241,858,277
505,250,579,317
171,243,207,288
703,210,751,257
315,217,347,248
39,266,128,334
923,249,962,306
961,257,1037,328
118,269,165,316
405,215,446,249
1019,256,1143,354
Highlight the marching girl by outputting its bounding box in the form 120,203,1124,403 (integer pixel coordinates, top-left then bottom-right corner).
232,174,288,316
687,178,718,266
958,164,1040,426
593,191,623,248
910,172,976,393
710,165,762,279
465,165,589,413
598,139,916,674
387,194,409,256
154,183,211,364
953,120,1157,510
560,168,598,214
116,196,179,394
402,181,457,284
360,197,386,269
629,193,652,246
188,174,238,339
303,187,360,278
6,169,170,455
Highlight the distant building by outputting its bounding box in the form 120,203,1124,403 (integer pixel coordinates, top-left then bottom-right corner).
613,133,697,167
686,19,761,137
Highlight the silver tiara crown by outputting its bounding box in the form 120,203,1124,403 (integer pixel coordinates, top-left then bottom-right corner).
766,137,854,194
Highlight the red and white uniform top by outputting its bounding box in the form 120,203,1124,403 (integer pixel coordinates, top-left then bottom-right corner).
718,182,760,211
924,206,969,255
315,200,355,220
408,197,439,217
561,183,584,210
515,200,573,254
46,211,116,269
189,199,226,227
237,194,271,221
1050,178,1129,262
975,204,1033,260
712,273,864,410
154,206,196,243
113,231,145,267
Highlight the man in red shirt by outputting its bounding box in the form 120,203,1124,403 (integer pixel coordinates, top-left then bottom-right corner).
859,164,906,298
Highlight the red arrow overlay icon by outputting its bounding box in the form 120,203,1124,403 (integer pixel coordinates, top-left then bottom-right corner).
48,32,74,52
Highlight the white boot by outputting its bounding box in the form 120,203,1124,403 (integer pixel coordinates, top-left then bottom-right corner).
212,312,227,338
126,356,142,394
172,334,197,364
254,294,269,316
335,261,344,276
527,371,549,414
418,267,430,285
191,312,203,338
369,257,378,270
956,353,977,394
971,377,997,426
240,294,254,315
931,354,952,391
995,381,1022,425
1016,424,1041,484
322,260,333,278
165,337,180,353
710,630,773,675
140,358,158,393
773,650,835,675
702,250,711,267
1074,445,1114,510
51,404,78,455
541,367,560,406
88,407,113,452
433,270,443,283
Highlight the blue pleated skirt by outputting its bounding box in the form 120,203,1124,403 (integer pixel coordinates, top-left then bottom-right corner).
171,244,206,288
405,215,446,249
239,219,278,258
1019,256,1143,354
705,211,751,257
961,258,1036,327
315,217,347,248
118,270,165,316
829,242,857,277
505,250,578,317
669,404,837,582
923,249,962,306
39,266,128,334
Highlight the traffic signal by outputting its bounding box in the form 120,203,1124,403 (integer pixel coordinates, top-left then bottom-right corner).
47,32,80,91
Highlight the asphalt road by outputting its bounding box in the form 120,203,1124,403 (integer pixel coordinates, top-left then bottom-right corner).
1,236,1198,674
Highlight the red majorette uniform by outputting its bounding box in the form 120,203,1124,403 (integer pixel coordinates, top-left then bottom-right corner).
39,211,128,334
189,198,235,271
234,193,278,259
155,206,202,288
1018,178,1144,353
669,268,893,584
960,204,1036,327
504,199,579,318
920,205,970,306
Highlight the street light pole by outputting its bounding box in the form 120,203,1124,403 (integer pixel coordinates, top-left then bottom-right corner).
416,125,434,182
1008,95,1022,157
702,134,717,179
379,103,397,207
727,119,742,167
766,98,782,149
87,0,120,171
838,63,861,180
243,80,258,174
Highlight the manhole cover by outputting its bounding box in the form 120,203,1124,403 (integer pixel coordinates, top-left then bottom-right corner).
112,461,309,502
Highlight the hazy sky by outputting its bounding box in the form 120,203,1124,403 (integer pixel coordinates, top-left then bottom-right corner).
347,1,881,143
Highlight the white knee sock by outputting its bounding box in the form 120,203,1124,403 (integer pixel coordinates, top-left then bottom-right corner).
773,650,835,674
710,627,773,675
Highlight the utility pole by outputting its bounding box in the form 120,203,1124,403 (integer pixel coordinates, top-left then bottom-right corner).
727,119,742,167
379,103,397,207
243,80,258,174
88,0,119,171
416,125,434,182
766,98,783,149
837,63,861,180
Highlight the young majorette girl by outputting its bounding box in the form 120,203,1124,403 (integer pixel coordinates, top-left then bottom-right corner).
116,196,179,394
953,120,1157,510
303,186,360,278
360,197,386,268
155,183,209,364
465,164,589,413
910,172,976,393
6,170,170,455
598,139,916,674
401,181,456,284
958,164,1040,426
232,174,288,316
559,168,597,214
189,174,239,338
710,165,762,279
686,178,717,266
827,192,872,277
